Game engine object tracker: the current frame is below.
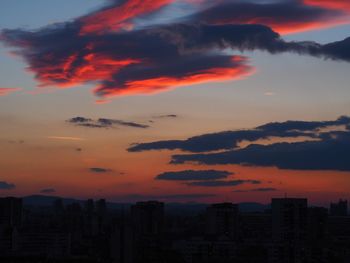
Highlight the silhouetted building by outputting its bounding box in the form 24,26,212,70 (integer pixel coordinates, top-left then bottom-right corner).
0,197,23,227
306,207,329,262
1,195,350,263
205,203,238,239
130,201,165,263
85,199,95,214
96,199,107,215
271,198,308,263
330,199,348,216
131,201,164,236
240,212,272,241
328,215,350,262
111,220,134,263
14,231,71,257
173,237,237,263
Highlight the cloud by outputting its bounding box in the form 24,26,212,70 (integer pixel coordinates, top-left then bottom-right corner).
0,87,21,96
233,187,277,192
187,179,261,187
189,0,347,34
40,188,56,194
256,115,350,132
47,136,85,141
127,116,350,171
79,0,174,35
0,181,16,190
154,114,178,118
155,169,232,181
128,116,350,153
304,0,350,13
1,0,350,98
67,116,149,129
171,130,350,171
89,167,113,173
68,116,92,123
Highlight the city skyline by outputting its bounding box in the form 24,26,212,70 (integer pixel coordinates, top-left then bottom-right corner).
1,0,350,205
0,195,348,262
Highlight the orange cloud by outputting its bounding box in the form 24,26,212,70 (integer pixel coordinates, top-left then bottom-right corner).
0,87,21,96
80,0,174,35
94,57,254,97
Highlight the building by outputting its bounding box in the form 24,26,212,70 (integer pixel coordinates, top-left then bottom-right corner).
205,203,238,239
0,197,23,227
173,237,237,263
330,199,348,216
131,201,164,236
111,220,134,263
270,198,308,263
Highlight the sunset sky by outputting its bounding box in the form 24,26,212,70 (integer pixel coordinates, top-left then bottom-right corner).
1,0,350,206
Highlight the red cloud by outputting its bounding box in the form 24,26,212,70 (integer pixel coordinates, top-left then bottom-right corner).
32,51,140,88
0,87,21,96
249,19,345,35
80,0,174,35
94,56,254,97
304,0,350,12
2,1,350,100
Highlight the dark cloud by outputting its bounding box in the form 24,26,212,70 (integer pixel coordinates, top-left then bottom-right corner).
128,129,310,153
154,114,178,118
1,1,350,98
188,0,344,34
257,115,350,132
89,167,113,173
127,116,350,171
69,116,92,123
0,181,16,190
171,130,350,171
187,179,261,187
322,37,350,62
128,116,350,153
40,188,56,194
155,170,232,181
98,118,149,128
68,116,149,129
233,188,277,193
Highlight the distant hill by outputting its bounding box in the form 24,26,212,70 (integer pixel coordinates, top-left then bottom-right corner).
22,195,127,210
22,195,269,213
23,195,81,207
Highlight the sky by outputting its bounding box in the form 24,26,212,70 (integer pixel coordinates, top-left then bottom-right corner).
0,0,350,206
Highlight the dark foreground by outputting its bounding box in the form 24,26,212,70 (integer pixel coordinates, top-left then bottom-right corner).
0,196,349,263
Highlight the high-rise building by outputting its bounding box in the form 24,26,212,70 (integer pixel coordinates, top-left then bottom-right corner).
0,197,23,227
131,201,164,236
96,199,107,216
271,198,308,263
205,203,239,238
85,199,95,214
330,199,348,216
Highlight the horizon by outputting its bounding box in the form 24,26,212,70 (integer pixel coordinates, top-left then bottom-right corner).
2,194,348,210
